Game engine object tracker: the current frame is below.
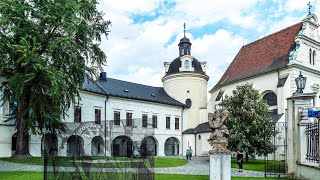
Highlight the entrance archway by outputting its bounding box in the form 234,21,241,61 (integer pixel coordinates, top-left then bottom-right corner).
164,137,180,156
140,136,158,156
91,136,104,156
112,136,132,157
67,135,84,157
41,133,58,156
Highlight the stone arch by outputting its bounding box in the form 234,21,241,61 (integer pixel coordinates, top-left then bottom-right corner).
112,135,133,157
164,137,180,156
41,133,58,156
67,135,84,157
140,136,158,156
262,91,277,106
91,136,104,156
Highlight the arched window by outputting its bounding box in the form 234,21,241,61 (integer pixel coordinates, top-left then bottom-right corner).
262,92,277,106
184,60,190,69
185,98,192,108
313,50,316,65
310,49,312,65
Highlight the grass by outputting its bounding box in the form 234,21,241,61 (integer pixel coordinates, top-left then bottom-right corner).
0,156,188,168
0,172,287,180
231,158,266,172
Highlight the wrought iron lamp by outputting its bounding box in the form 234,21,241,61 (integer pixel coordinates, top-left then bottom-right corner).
295,71,307,94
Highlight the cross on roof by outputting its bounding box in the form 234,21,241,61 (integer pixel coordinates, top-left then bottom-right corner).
184,22,186,37
307,1,312,15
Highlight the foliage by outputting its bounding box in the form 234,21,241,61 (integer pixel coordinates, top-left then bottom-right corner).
222,84,276,157
0,0,111,155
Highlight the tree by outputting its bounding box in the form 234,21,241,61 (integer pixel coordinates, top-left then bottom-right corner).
0,0,111,157
222,83,276,161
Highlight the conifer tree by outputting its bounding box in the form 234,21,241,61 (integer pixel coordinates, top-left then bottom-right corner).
0,0,111,157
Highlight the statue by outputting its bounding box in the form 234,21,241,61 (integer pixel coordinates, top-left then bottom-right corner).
207,110,231,154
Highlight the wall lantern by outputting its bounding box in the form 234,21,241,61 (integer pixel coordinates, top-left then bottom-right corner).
295,71,307,94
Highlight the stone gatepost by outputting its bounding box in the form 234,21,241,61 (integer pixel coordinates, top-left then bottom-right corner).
286,93,317,177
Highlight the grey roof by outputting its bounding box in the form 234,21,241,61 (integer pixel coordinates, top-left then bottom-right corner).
182,128,194,134
182,122,212,134
269,111,284,122
166,57,205,76
277,75,289,87
82,77,185,107
82,78,106,95
194,122,211,133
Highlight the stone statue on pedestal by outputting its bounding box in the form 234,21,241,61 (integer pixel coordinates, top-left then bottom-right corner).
208,110,231,154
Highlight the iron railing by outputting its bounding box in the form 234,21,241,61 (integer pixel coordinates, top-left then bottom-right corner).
305,123,319,164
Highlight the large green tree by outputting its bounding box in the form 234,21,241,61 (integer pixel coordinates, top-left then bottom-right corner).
222,83,276,161
0,0,111,157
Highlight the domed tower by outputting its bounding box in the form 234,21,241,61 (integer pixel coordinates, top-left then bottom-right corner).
162,24,209,131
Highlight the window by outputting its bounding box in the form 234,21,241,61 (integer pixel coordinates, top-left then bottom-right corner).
152,115,157,128
166,117,170,129
310,49,312,65
114,111,120,125
313,50,316,65
262,92,277,106
186,99,192,108
126,112,132,126
74,106,81,122
184,60,190,69
175,118,179,130
95,109,101,124
142,114,148,127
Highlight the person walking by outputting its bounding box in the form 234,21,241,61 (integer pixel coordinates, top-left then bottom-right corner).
236,150,244,172
188,146,193,160
186,148,189,160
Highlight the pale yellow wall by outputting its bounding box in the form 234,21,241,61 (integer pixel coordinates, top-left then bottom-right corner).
163,74,208,130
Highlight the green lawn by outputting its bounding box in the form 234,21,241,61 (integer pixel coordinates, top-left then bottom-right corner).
231,158,265,172
0,156,188,168
0,172,286,180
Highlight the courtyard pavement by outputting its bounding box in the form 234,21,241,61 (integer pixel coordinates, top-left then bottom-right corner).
0,156,265,177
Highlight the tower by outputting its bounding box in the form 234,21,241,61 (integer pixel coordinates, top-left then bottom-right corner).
162,24,209,131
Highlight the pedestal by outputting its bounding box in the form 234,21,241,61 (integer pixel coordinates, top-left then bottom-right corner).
210,154,231,180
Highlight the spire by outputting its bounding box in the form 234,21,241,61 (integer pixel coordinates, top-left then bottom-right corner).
184,22,186,37
307,1,312,15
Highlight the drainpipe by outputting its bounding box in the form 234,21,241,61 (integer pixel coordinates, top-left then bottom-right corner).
194,133,196,156
104,94,109,156
181,107,185,156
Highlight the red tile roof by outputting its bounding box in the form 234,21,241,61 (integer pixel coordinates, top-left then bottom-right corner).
211,22,303,91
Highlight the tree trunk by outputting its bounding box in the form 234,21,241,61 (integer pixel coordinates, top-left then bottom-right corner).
245,152,249,162
12,109,31,157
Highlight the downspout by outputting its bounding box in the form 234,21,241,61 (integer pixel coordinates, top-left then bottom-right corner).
181,106,185,156
104,94,109,156
194,133,196,156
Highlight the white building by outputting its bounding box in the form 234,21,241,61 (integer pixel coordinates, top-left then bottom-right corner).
0,31,210,157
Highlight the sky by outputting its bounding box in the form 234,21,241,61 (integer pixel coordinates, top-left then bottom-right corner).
97,0,320,89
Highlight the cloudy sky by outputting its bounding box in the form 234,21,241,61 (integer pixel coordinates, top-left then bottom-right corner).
97,0,320,89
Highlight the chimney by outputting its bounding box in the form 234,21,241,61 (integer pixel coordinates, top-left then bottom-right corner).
100,72,107,81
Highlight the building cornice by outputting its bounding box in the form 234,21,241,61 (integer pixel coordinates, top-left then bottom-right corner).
162,72,209,82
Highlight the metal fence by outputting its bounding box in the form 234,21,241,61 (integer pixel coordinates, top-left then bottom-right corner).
305,123,319,164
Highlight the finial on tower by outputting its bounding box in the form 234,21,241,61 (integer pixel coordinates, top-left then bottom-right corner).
184,22,186,37
307,1,312,15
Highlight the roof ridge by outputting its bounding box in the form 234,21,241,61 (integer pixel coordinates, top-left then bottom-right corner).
244,22,302,47
106,77,163,89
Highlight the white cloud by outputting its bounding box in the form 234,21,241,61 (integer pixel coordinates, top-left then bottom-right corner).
97,0,316,98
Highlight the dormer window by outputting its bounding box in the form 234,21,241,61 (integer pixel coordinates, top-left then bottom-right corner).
184,60,190,69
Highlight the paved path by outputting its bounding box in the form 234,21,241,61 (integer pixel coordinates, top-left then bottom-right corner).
0,157,265,177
